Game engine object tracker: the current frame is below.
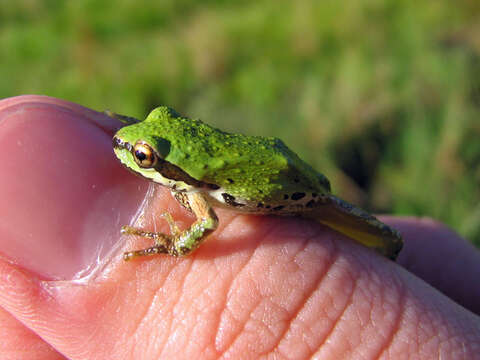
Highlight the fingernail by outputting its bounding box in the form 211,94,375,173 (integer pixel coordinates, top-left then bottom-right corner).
0,96,148,280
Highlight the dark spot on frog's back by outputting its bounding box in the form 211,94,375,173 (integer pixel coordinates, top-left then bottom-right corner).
272,205,284,211
222,193,245,207
291,192,306,201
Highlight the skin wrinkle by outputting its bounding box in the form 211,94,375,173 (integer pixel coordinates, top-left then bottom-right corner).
273,235,336,358
218,279,264,357
421,307,467,359
274,319,314,358
216,219,281,355
258,241,309,335
216,305,246,359
345,262,399,357
270,236,332,349
220,281,279,355
263,299,292,340
372,281,407,359
180,259,228,356
134,284,169,355
290,314,319,357
385,268,479,359
447,336,468,359
142,259,186,356
221,227,328,358
357,272,398,358
178,310,203,358
246,300,285,358
158,257,195,358
226,285,284,356
210,249,254,355
437,337,454,360
306,284,343,358
129,279,161,348
195,297,223,358
298,319,317,358
186,262,231,358
417,299,447,355
311,257,358,359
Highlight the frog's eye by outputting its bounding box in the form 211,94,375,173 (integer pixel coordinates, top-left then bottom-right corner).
132,141,158,168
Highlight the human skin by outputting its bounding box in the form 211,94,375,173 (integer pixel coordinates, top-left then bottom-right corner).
0,95,479,359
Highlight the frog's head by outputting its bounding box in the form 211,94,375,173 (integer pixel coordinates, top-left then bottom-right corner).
113,106,218,192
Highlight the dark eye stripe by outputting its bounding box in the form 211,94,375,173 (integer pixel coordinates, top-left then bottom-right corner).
112,137,133,152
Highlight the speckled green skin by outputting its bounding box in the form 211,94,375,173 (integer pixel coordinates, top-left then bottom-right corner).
115,106,331,203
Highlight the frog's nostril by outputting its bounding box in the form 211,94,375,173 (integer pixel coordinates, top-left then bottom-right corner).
112,136,123,148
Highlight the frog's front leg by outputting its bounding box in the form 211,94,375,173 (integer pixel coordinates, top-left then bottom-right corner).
122,192,218,260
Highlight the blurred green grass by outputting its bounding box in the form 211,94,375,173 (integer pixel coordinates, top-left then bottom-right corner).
1,0,479,246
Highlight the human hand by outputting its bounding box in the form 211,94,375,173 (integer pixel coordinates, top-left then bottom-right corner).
0,96,478,359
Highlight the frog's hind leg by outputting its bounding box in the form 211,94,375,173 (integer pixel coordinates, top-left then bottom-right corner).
308,195,403,260
122,192,218,260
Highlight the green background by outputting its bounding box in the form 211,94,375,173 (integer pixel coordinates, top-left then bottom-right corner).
1,0,479,246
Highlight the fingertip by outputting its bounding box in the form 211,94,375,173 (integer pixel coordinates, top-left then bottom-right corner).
380,216,480,314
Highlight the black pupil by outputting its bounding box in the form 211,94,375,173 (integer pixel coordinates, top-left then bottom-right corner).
135,150,148,162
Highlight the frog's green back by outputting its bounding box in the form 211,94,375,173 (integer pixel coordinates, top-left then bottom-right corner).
119,107,330,202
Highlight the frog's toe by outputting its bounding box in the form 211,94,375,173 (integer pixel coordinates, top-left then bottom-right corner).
160,212,181,236
123,244,170,261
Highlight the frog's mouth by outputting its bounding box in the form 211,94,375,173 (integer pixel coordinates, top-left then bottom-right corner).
113,136,219,192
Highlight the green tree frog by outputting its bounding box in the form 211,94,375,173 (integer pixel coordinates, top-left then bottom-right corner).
109,107,403,261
